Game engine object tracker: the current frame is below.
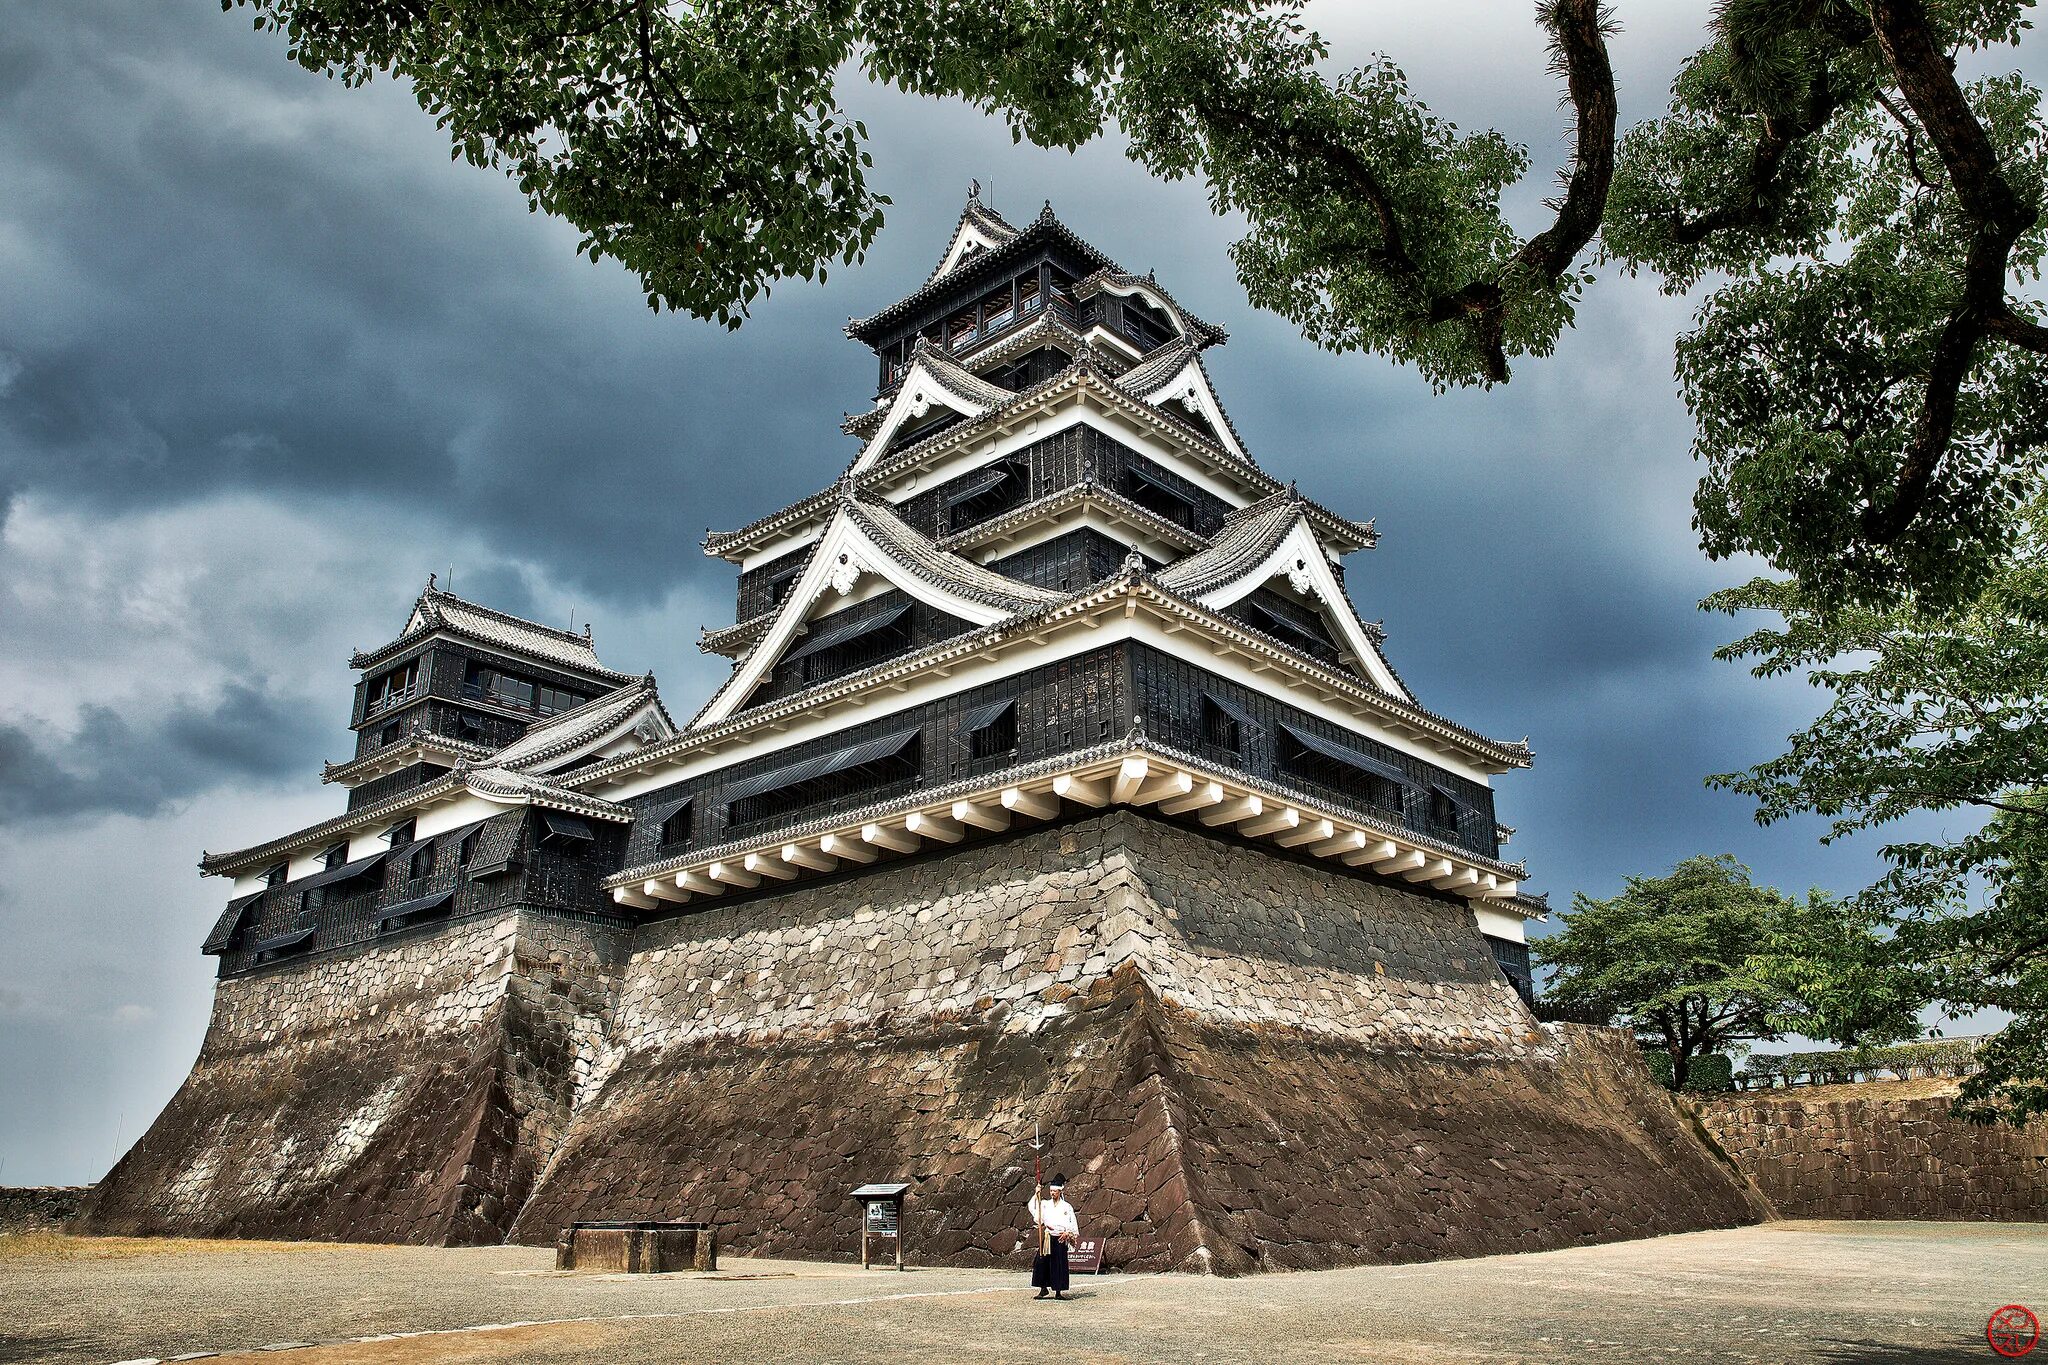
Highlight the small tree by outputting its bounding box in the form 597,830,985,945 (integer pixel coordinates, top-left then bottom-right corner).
1538,855,1802,1089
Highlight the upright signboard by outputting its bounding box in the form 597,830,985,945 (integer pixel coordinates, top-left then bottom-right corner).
850,1182,910,1270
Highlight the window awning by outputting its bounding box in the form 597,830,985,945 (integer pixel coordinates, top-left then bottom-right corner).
541,812,595,842
782,603,911,665
468,855,522,879
724,725,921,801
253,926,315,955
376,887,456,928
202,892,265,955
1246,602,1337,653
1202,692,1260,732
959,699,1014,733
1278,723,1411,788
645,796,694,827
1123,461,1192,502
296,850,388,890
942,463,1016,510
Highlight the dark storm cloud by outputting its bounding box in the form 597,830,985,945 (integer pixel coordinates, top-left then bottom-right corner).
0,682,319,824
5,0,2042,1185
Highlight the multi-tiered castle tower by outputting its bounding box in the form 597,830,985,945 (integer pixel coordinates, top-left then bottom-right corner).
83,195,1762,1268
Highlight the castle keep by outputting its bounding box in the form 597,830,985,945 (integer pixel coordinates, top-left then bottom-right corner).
83,196,1763,1268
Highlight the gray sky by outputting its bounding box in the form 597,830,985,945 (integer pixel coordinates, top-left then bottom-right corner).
2,2,2036,1186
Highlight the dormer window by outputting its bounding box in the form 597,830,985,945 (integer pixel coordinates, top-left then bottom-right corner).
262,862,288,888
458,827,481,868
382,819,416,848
408,840,436,882
322,843,350,871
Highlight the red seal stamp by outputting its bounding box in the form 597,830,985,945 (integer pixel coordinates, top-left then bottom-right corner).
1990,1304,2041,1358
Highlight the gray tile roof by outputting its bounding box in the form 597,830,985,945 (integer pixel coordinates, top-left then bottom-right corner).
843,493,1064,613
847,200,1224,347
1154,494,1304,597
484,675,670,771
350,585,636,682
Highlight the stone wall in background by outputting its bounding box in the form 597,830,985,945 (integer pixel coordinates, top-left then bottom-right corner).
512,812,1765,1270
1694,1078,2048,1221
78,912,622,1245
0,1187,90,1234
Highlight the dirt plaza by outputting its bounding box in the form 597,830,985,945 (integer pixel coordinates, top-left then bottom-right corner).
2,1219,2041,1364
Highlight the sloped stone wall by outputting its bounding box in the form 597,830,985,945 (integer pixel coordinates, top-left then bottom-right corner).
1694,1078,2048,1221
512,813,1763,1269
0,1187,90,1233
79,912,620,1245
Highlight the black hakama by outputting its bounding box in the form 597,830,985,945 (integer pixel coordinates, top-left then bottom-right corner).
1031,1237,1070,1291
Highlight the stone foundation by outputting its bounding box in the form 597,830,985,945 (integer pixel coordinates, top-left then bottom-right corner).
89,813,1765,1265
511,813,1763,1269
0,1186,91,1234
78,913,621,1245
1694,1077,2048,1222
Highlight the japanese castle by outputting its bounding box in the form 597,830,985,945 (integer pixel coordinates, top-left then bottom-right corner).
199,192,1540,997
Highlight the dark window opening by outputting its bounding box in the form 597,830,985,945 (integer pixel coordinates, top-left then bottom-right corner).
945,457,1031,533
464,663,533,711
322,843,350,871
1277,725,1407,814
1120,462,1197,529
726,730,922,832
537,685,586,717
964,701,1017,762
382,819,415,848
658,801,694,850
1487,935,1535,1006
885,406,966,455
784,603,914,687
408,841,436,882
262,862,287,888
457,717,485,743
379,722,402,746
366,661,420,717
458,828,481,868
1429,787,1462,835
1241,599,1343,666
762,561,804,608
1202,697,1242,754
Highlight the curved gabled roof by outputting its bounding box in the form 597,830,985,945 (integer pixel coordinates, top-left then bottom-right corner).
1155,495,1304,598
844,494,1064,614
350,584,635,682
460,766,632,822
847,200,1224,347
484,675,673,772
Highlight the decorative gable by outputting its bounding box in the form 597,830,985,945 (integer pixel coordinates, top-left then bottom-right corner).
692,497,1057,729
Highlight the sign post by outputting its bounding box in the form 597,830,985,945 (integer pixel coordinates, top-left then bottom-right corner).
850,1182,910,1271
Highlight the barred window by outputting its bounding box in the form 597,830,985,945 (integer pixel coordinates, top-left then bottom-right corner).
966,702,1017,762
408,841,435,882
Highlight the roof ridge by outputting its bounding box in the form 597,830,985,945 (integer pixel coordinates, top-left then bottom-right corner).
420,583,594,647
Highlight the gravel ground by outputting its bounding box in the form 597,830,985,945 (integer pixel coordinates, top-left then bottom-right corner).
2,1220,2041,1364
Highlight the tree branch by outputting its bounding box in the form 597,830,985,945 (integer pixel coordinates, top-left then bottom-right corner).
1863,0,2044,545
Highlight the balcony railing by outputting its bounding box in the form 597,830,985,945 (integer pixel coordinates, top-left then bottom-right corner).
883,293,1077,386
365,683,422,717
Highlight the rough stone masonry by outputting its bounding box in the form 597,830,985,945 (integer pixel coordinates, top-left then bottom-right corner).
82,812,1765,1271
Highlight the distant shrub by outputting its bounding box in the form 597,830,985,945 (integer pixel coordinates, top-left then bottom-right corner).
1641,1049,1735,1093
